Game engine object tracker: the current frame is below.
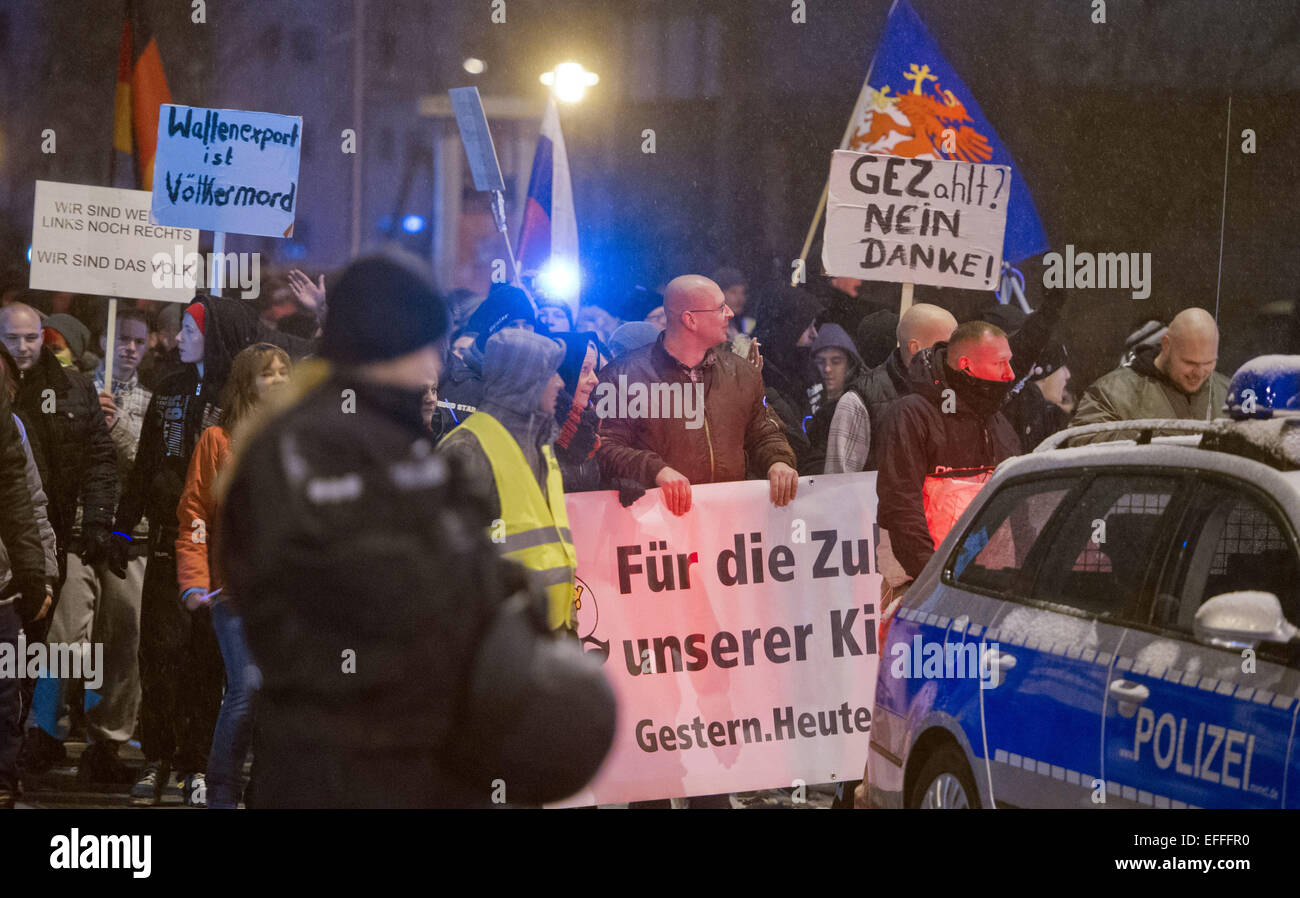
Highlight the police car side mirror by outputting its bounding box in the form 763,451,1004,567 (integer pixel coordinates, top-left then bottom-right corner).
1194,591,1300,650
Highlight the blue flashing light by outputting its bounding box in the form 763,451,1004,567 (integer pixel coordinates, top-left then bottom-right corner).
537,258,580,303
1226,355,1300,420
401,214,427,234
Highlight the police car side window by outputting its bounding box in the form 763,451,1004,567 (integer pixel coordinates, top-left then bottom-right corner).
949,477,1075,597
1157,482,1300,651
1030,475,1182,620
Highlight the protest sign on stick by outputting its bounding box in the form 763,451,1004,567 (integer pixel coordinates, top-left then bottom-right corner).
552,473,881,806
822,150,1010,293
448,86,521,286
31,180,200,387
30,180,199,303
150,104,302,239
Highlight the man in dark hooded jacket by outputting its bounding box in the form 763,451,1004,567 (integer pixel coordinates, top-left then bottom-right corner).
979,297,1072,452
220,254,613,806
41,313,97,373
801,323,864,474
875,321,1021,586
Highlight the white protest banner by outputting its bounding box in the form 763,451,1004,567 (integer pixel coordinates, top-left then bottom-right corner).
150,104,302,238
821,149,1010,291
554,473,881,806
29,180,199,303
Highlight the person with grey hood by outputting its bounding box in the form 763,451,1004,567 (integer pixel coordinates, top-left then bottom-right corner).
42,313,98,373
438,328,565,522
437,283,538,429
438,328,581,633
800,322,864,474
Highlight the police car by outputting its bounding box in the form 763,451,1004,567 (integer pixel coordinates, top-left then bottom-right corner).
869,356,1300,809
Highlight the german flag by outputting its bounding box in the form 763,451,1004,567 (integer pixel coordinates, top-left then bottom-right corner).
110,0,172,189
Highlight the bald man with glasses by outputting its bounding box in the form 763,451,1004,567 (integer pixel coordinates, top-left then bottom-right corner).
596,274,797,516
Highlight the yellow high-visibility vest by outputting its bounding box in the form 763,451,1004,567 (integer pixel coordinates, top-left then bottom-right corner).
455,412,578,630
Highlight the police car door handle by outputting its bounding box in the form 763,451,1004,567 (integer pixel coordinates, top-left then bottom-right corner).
982,647,1016,670
1108,679,1149,704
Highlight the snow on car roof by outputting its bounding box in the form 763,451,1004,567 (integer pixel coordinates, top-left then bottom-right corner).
1033,417,1300,471
1206,417,1300,463
1004,436,1279,482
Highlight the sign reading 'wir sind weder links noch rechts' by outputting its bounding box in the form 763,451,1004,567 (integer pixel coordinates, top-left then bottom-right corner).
150,104,302,239
30,181,199,303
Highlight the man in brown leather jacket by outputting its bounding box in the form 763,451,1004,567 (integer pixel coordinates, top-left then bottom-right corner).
596,274,798,515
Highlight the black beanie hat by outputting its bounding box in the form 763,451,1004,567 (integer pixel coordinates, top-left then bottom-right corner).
468,283,536,350
855,309,900,369
978,302,1027,335
619,285,664,322
322,254,448,364
554,331,598,394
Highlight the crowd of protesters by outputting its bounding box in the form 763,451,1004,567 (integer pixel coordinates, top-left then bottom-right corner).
0,247,1240,809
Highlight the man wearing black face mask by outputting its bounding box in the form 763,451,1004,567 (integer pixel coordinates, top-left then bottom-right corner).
875,320,1021,590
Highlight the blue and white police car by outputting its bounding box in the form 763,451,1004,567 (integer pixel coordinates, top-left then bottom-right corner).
869,356,1300,809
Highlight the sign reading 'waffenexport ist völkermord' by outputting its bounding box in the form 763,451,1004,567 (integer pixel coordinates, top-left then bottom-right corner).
150,104,302,238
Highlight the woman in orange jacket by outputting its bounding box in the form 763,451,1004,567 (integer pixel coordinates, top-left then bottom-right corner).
176,343,291,808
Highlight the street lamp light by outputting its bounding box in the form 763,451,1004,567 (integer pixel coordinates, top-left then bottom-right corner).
540,62,599,103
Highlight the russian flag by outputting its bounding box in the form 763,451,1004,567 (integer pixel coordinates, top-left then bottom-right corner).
518,96,579,300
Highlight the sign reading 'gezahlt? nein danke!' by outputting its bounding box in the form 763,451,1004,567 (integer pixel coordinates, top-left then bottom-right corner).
822,150,1010,292
150,104,301,239
30,181,199,303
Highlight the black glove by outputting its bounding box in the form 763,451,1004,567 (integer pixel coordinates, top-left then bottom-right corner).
80,526,111,567
611,477,646,508
107,532,131,580
13,577,48,626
